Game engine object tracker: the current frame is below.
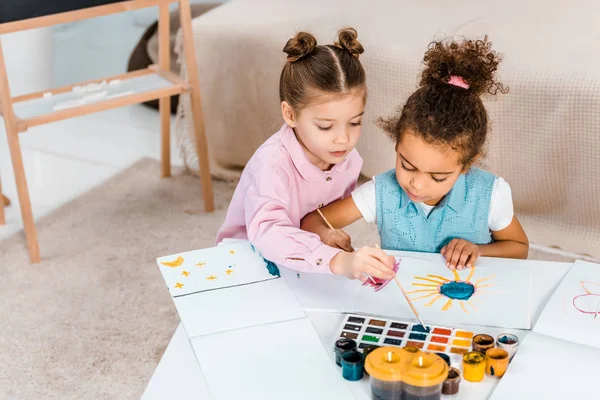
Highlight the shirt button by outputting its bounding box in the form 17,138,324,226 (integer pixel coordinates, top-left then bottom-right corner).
318,203,324,208
316,258,323,265
326,176,332,182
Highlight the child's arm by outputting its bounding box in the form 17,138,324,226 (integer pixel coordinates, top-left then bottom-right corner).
301,194,365,234
442,178,528,269
246,169,393,279
483,216,529,258
442,216,529,270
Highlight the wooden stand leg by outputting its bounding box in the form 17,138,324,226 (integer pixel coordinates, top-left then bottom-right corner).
159,2,171,178
0,182,5,225
178,0,215,212
0,40,40,262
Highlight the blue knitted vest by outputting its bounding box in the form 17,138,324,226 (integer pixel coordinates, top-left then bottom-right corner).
375,167,495,252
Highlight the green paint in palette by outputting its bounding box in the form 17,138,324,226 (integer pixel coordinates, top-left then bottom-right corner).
362,335,380,343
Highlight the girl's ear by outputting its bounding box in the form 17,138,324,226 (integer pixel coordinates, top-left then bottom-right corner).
281,101,296,128
461,153,481,173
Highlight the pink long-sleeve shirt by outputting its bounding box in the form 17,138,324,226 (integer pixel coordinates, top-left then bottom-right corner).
216,123,363,274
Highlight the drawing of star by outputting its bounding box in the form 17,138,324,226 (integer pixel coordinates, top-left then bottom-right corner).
226,269,234,275
229,250,235,255
174,282,184,289
196,262,206,267
182,271,190,277
206,275,217,281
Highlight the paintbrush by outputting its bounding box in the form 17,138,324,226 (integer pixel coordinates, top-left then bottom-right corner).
316,208,376,284
375,244,428,330
594,299,600,319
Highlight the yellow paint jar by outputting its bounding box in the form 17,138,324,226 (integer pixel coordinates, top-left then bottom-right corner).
402,353,448,400
485,348,509,378
462,351,486,382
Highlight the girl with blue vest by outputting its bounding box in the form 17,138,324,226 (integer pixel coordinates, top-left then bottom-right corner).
303,37,529,271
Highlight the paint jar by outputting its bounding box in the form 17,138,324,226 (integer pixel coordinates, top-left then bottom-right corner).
462,351,486,382
402,352,448,400
472,334,495,353
334,338,357,366
341,350,365,381
496,333,519,362
434,352,451,366
365,347,407,400
485,348,509,378
442,367,461,395
402,346,421,354
362,345,380,375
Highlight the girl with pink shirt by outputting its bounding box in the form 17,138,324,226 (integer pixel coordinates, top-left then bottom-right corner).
217,28,395,282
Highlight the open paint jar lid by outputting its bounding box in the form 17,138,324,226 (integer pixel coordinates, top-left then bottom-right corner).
364,346,408,382
402,352,448,387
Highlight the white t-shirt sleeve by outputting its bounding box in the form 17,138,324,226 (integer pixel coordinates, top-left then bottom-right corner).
488,177,514,231
351,178,377,223
350,176,513,230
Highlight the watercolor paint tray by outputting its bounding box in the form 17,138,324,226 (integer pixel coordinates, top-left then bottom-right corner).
336,313,474,364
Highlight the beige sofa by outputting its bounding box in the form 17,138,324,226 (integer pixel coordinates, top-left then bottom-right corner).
175,0,600,259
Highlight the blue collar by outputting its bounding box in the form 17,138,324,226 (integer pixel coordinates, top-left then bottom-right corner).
398,173,466,213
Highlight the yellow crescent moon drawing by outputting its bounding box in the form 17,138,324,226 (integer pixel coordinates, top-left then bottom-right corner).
161,256,184,267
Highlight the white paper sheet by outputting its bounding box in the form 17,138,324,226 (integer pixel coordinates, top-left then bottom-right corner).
156,241,276,296
533,260,600,348
489,332,600,400
354,257,533,329
190,318,355,400
174,278,306,337
279,266,359,312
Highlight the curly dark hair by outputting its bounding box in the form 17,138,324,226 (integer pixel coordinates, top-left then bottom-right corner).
379,37,508,165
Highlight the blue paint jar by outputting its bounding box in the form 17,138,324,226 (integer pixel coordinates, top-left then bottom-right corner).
341,350,364,381
435,352,451,366
334,338,357,366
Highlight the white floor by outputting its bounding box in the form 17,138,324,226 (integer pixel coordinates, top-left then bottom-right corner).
0,11,186,241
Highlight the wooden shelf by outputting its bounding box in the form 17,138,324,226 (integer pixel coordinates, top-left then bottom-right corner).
0,0,178,35
11,67,187,132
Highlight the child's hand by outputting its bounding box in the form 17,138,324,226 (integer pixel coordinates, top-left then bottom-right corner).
330,247,396,281
323,228,353,252
313,225,353,252
441,239,480,270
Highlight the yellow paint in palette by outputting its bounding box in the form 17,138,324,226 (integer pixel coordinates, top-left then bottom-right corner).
452,339,471,347
455,330,474,339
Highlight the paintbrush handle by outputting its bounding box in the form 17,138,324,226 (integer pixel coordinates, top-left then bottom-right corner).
376,244,426,327
394,277,425,326
317,208,336,231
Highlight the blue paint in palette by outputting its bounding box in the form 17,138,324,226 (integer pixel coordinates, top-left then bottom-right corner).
440,281,475,301
411,324,431,333
409,332,427,341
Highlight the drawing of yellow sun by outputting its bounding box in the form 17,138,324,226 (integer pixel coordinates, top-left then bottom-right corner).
406,267,494,313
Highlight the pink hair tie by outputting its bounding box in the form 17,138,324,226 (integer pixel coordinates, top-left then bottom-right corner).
448,75,469,89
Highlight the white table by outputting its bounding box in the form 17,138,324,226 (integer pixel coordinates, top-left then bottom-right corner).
142,251,572,400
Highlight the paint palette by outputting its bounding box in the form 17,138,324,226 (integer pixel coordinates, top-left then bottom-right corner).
337,314,474,364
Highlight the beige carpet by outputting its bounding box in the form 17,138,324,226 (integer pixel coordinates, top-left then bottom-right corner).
0,158,581,400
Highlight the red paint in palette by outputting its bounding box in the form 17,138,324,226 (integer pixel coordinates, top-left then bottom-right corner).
432,328,452,336
430,336,449,344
